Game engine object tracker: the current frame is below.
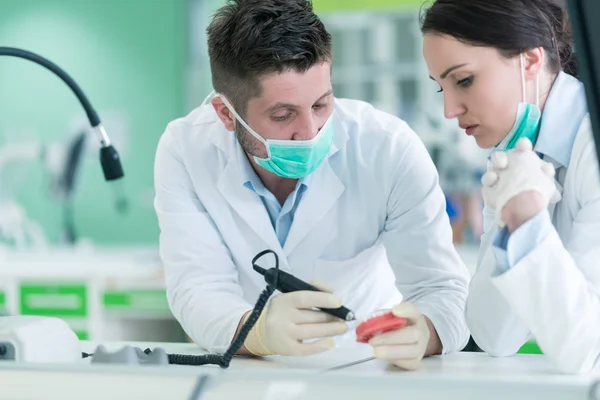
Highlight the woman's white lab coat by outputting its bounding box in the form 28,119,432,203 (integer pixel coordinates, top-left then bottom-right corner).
466,72,600,374
154,98,470,354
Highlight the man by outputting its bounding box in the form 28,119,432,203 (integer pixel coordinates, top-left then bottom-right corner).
154,0,470,370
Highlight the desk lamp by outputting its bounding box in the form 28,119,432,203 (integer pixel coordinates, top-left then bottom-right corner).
0,47,123,363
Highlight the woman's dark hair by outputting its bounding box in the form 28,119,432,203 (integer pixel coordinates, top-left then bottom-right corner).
420,0,577,78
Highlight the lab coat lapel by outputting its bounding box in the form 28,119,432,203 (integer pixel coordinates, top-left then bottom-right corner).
216,143,282,253
548,167,564,223
283,159,345,255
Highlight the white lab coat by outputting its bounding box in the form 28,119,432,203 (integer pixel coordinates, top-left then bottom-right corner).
467,75,600,373
154,98,470,354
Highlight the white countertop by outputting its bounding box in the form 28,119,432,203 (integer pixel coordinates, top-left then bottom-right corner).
65,340,600,399
2,341,599,400
78,340,584,377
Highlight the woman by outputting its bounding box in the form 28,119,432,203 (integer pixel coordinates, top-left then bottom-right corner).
420,0,600,373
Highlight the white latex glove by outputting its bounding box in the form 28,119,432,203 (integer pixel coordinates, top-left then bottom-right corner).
481,138,561,227
370,303,430,370
244,281,349,356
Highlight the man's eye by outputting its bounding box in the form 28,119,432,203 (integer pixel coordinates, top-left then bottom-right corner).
273,114,291,122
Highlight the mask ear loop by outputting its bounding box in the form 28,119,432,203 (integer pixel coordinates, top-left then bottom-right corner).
536,66,541,107
201,90,216,107
520,53,527,103
218,94,272,160
520,52,542,106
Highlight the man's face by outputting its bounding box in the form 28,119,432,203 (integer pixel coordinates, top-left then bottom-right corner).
236,61,334,158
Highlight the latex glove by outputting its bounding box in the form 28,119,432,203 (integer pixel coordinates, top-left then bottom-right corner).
481,138,561,227
244,281,349,356
370,303,430,370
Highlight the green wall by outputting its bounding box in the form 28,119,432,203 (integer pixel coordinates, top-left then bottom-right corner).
0,0,420,247
313,0,424,12
0,0,186,245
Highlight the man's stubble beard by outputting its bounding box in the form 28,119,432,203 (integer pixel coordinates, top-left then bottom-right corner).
235,123,268,159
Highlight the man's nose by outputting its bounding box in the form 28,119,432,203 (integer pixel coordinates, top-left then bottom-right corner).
292,114,320,140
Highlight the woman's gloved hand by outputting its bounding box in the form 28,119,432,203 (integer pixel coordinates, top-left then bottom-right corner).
244,280,349,356
481,138,561,227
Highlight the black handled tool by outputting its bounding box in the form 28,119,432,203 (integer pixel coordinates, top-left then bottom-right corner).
253,263,356,322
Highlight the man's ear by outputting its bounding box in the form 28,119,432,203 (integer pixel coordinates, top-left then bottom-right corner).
211,96,236,131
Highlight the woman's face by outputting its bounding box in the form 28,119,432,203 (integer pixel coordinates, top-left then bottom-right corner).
423,33,525,149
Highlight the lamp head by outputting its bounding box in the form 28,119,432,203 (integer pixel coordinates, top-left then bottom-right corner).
100,145,123,181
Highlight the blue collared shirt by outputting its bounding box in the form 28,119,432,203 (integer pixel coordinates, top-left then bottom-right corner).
491,72,588,275
236,142,310,247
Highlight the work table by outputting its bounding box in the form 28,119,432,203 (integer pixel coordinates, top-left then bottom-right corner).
1,340,599,400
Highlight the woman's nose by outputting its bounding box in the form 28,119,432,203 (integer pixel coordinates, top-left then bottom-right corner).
444,93,466,119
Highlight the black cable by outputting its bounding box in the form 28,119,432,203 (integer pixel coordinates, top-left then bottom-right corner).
145,249,280,369
0,47,124,182
0,47,101,127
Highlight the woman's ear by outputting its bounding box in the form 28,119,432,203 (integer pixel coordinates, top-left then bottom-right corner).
212,96,236,131
522,47,545,80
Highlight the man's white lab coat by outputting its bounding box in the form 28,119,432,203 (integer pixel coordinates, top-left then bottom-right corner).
154,98,470,354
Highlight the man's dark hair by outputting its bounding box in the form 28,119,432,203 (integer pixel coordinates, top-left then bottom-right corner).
206,0,332,116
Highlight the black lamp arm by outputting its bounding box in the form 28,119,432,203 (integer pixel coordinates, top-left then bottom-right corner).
0,46,123,181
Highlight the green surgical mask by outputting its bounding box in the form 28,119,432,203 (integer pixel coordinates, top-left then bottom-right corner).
495,53,542,151
219,94,335,179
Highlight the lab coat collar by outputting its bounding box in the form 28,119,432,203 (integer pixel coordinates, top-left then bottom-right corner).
283,157,345,255
216,141,284,256
203,107,282,254
283,108,348,254
535,72,588,169
283,110,347,254
212,103,348,256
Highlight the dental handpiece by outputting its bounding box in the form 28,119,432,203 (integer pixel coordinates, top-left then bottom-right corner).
253,265,356,321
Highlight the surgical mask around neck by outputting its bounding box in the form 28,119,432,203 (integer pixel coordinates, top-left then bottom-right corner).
218,94,335,179
495,53,542,151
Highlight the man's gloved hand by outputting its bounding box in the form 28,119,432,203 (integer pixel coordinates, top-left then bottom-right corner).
482,138,561,227
244,281,349,356
370,303,431,370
